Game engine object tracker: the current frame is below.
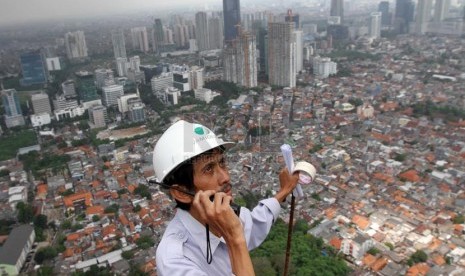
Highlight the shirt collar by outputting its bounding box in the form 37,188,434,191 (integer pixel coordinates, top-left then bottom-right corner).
177,209,226,259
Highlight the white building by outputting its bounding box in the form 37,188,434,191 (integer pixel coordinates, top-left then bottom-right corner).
8,186,27,210
116,57,129,77
54,106,86,121
294,29,303,72
31,92,52,115
313,56,337,78
65,31,88,60
111,29,127,59
194,88,214,103
172,65,191,92
163,87,180,105
118,94,140,113
151,72,173,93
30,113,51,127
369,12,382,39
341,233,373,260
95,69,115,89
46,57,61,71
129,56,141,73
189,66,204,90
268,22,297,88
102,84,124,107
88,105,107,129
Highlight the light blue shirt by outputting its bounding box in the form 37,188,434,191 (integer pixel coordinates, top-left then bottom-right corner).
156,198,281,276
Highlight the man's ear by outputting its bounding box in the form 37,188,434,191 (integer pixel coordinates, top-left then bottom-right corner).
170,185,193,204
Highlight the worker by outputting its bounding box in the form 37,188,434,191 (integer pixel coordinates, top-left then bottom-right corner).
153,120,299,275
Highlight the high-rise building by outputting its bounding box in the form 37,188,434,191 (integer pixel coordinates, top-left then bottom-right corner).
65,31,88,60
76,71,99,103
164,27,174,44
267,22,296,88
313,57,337,78
294,30,303,73
95,69,115,89
116,57,129,77
19,50,48,86
369,12,382,38
1,89,25,128
102,84,124,107
88,105,107,128
194,88,214,103
378,1,391,26
153,19,165,53
189,66,204,90
31,92,52,115
330,0,344,22
395,0,415,33
209,17,224,50
223,0,241,43
129,56,141,73
223,31,257,88
415,0,433,34
172,65,191,92
127,98,145,122
285,9,300,29
434,0,449,22
131,27,150,53
151,73,173,93
61,80,77,98
195,12,210,51
118,94,139,113
111,29,127,59
173,24,189,48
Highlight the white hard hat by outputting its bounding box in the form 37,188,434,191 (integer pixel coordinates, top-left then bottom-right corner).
153,120,234,183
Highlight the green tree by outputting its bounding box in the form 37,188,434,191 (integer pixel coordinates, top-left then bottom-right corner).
34,214,48,229
34,246,57,264
452,214,465,224
367,247,380,255
92,215,100,222
407,250,427,266
136,235,155,250
17,202,34,223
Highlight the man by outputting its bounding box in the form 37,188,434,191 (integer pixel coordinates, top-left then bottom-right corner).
153,120,299,275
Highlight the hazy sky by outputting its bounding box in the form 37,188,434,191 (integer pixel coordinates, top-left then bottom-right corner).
0,0,216,26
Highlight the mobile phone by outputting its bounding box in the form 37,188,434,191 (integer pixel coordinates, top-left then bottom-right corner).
149,180,241,216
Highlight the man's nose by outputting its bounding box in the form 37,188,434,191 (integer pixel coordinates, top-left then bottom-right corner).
218,166,230,184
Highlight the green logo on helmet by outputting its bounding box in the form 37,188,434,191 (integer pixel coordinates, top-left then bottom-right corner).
194,126,211,135
194,127,205,135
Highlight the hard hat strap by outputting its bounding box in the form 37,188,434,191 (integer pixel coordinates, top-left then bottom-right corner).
206,224,213,264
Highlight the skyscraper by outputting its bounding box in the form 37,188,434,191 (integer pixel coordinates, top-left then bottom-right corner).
268,22,296,88
19,50,48,86
223,31,257,88
395,0,415,33
65,31,88,60
1,89,25,128
102,84,124,107
369,12,382,38
131,27,150,53
434,0,449,22
378,1,391,26
88,105,107,129
209,17,224,50
223,0,241,43
285,9,300,29
330,0,344,23
195,12,210,51
153,19,165,53
415,0,433,34
111,29,127,59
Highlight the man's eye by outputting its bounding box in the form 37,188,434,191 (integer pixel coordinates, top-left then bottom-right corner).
219,159,227,168
204,165,214,173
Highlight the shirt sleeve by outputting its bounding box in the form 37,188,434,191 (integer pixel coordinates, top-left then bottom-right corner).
157,255,208,276
240,197,281,250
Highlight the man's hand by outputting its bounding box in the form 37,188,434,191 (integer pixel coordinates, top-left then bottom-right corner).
274,168,300,202
192,190,243,242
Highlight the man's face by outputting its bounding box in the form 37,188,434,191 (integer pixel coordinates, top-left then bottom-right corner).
192,149,232,196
